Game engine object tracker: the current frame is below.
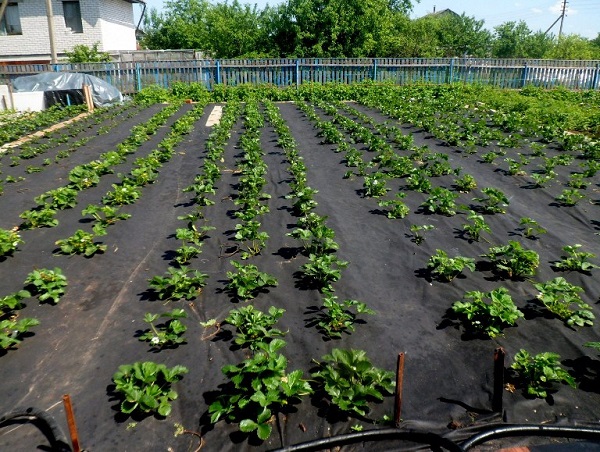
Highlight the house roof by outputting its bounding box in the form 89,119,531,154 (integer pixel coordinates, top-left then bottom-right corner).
423,8,460,19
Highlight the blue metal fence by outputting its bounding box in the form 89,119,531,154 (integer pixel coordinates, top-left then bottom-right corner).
1,58,599,93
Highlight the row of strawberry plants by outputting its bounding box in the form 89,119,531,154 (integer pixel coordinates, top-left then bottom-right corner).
111,101,242,417
0,104,87,147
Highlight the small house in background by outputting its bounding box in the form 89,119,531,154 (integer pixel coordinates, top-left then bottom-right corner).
0,0,146,64
422,7,460,19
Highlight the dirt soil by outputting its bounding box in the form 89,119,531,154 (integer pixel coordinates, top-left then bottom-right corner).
0,101,599,451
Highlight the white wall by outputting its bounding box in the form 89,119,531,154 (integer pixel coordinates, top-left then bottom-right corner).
0,0,137,60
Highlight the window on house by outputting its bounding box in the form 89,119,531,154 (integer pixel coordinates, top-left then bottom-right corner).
0,3,23,36
63,1,83,33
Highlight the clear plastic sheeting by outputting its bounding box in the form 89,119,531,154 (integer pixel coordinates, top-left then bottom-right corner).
12,72,123,107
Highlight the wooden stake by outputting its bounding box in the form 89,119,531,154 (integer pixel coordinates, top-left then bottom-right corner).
493,347,506,413
82,84,94,112
394,352,405,426
62,394,81,452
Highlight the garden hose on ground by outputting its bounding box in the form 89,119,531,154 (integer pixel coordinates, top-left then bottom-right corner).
273,427,462,452
460,424,600,450
0,407,72,452
273,424,600,452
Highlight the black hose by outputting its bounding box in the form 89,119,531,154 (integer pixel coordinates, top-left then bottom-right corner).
0,407,72,452
461,424,600,450
272,427,463,452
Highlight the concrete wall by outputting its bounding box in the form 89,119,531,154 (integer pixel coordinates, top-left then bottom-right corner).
0,0,137,61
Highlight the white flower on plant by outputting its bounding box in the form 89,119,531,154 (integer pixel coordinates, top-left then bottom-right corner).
151,336,160,345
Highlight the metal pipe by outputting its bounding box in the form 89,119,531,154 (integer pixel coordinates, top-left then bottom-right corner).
492,347,505,413
45,0,58,64
62,395,80,452
0,0,10,25
394,352,405,426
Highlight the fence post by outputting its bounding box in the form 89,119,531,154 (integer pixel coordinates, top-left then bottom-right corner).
295,59,300,89
216,60,221,85
372,58,377,81
592,63,600,90
135,63,142,92
448,58,455,84
521,62,529,88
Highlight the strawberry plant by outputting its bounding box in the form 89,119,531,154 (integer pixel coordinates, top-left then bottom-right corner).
534,277,594,327
300,253,348,293
309,293,375,339
0,290,30,315
82,204,131,226
421,187,458,216
378,194,410,219
138,308,187,349
55,229,107,257
19,207,58,229
427,250,475,282
462,210,491,242
24,268,68,304
1,317,40,350
363,173,388,198
452,287,524,338
286,187,319,215
287,214,339,254
0,227,23,257
519,217,547,239
510,350,576,398
208,339,312,441
567,173,588,189
233,220,269,259
406,170,431,193
174,245,201,266
34,187,79,210
311,348,395,417
483,241,539,279
553,244,598,273
453,173,477,193
555,189,585,206
530,172,555,188
473,187,509,214
225,261,278,301
103,183,142,206
410,224,435,245
224,305,286,350
112,361,188,417
68,165,101,190
148,267,208,301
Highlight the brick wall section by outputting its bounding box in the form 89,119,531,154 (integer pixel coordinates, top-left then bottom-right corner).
0,0,137,60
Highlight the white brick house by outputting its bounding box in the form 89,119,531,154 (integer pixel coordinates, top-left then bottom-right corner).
0,0,144,62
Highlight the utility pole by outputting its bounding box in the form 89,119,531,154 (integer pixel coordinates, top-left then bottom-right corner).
545,0,568,37
45,0,58,64
558,0,568,39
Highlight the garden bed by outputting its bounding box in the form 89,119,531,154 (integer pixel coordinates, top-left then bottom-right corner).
1,86,599,451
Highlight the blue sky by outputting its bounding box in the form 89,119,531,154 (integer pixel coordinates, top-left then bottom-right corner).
137,0,599,39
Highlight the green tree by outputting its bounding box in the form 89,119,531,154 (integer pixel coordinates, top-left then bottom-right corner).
65,42,111,63
274,0,405,57
492,21,534,58
546,34,600,60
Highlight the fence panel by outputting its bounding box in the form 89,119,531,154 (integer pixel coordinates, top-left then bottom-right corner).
0,58,598,93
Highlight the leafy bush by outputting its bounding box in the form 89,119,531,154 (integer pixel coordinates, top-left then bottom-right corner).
427,249,475,282
312,349,395,417
483,241,539,279
138,309,187,349
510,349,576,398
452,287,524,337
225,261,278,301
112,361,188,417
148,267,208,301
208,339,312,440
534,277,594,327
0,228,23,257
311,294,374,339
24,268,68,304
553,244,598,272
225,305,286,349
